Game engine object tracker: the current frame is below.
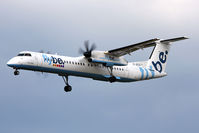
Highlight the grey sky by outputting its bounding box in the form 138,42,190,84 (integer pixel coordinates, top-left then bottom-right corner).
0,0,199,133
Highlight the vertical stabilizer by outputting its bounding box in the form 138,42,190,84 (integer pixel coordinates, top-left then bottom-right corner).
147,42,170,73
147,37,188,74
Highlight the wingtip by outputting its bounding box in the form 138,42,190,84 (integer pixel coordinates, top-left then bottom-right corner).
183,36,189,39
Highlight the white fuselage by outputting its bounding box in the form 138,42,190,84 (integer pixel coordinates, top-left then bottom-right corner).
7,51,166,82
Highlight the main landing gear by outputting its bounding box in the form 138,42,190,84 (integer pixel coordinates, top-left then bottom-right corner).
14,69,20,76
106,66,116,83
62,76,72,92
109,76,116,83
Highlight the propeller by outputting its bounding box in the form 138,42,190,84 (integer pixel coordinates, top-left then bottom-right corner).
36,50,51,77
35,71,49,78
79,40,96,58
39,50,51,54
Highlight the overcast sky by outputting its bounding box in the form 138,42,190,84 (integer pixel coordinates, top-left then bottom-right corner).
0,0,199,133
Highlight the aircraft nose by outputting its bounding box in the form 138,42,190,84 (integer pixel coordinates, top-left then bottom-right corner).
7,58,18,67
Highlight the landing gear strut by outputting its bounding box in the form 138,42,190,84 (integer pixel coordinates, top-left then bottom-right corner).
106,66,116,83
62,76,72,92
14,69,20,76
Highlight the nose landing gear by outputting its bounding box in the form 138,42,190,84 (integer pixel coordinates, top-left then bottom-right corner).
62,76,72,92
14,70,20,76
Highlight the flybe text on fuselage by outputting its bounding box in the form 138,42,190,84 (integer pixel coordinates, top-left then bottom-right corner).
42,54,65,68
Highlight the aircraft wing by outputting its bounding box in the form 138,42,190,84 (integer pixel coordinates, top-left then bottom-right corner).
106,38,159,57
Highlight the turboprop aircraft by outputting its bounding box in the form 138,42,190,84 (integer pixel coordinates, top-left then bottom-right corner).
7,37,188,92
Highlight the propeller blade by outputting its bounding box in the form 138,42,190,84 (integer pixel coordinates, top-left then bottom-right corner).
35,71,49,78
39,50,51,54
90,43,96,51
79,40,97,58
39,50,44,53
84,40,89,52
79,48,85,54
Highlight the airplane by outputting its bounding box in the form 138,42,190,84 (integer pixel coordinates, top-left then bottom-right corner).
7,37,188,92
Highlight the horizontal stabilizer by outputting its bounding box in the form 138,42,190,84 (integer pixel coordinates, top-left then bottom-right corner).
160,37,188,44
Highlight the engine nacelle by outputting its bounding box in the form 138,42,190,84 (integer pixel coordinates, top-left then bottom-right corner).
90,51,128,66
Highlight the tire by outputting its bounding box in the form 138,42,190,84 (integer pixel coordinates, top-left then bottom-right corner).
109,76,116,83
64,85,72,92
14,71,19,75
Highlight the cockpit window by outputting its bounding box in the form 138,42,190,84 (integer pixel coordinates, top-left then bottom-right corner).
25,53,31,56
17,53,31,56
17,53,24,56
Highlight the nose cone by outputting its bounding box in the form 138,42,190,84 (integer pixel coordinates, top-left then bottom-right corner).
7,58,18,67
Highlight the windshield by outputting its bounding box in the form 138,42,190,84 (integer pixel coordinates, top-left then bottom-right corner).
17,53,31,56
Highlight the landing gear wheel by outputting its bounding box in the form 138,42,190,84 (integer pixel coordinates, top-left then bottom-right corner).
14,70,19,76
64,85,72,92
61,75,72,92
109,76,116,83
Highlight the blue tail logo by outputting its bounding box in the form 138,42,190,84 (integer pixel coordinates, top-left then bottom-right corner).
152,51,168,73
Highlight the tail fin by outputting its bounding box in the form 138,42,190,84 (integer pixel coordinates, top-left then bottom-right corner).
147,37,188,74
